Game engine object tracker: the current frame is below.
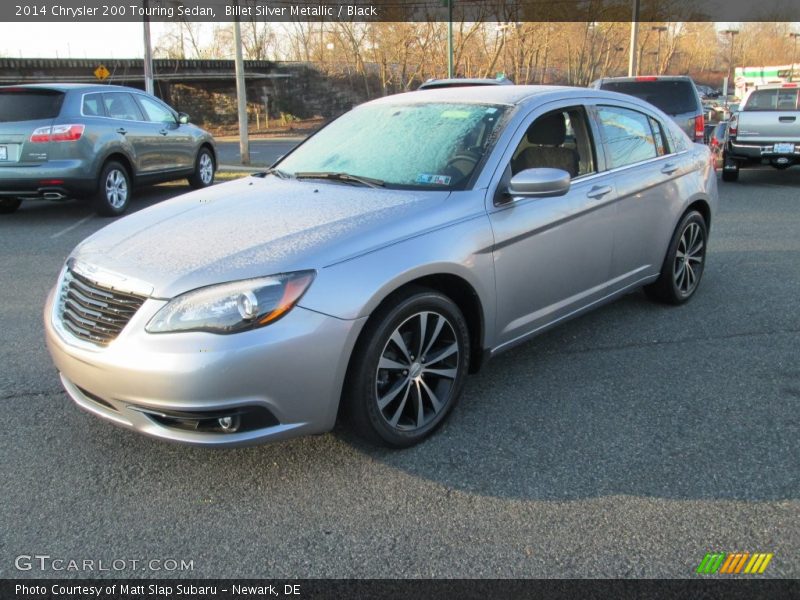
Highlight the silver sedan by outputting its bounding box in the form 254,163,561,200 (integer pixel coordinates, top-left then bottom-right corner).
44,86,718,448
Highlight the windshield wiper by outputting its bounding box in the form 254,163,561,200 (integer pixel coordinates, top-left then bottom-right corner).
252,167,291,179
294,171,385,188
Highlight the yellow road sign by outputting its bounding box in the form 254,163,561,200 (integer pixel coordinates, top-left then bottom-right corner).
94,65,110,81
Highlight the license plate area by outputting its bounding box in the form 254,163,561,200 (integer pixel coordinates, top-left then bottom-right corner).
773,142,795,154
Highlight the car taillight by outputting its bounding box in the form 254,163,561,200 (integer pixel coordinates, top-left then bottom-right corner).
781,83,798,88
729,116,737,138
636,76,658,81
694,115,704,142
29,124,85,143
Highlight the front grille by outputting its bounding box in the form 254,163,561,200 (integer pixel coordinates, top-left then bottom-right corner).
58,269,147,346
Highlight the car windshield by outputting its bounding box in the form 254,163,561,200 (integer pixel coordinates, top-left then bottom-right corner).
743,88,800,111
0,89,65,122
600,80,698,115
276,102,509,190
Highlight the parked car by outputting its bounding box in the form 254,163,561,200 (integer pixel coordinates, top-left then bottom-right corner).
0,83,216,215
590,75,706,142
45,86,717,448
708,121,728,168
419,77,514,90
722,83,800,181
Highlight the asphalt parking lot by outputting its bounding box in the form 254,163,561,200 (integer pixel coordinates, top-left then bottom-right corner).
0,166,798,578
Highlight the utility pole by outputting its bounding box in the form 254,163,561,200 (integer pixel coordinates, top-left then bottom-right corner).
789,31,800,82
233,12,250,165
628,0,640,77
142,0,154,94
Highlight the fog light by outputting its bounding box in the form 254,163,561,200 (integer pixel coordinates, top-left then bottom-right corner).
218,416,240,432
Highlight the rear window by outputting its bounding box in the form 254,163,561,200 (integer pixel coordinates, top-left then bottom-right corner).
743,88,800,111
599,80,699,115
0,90,64,122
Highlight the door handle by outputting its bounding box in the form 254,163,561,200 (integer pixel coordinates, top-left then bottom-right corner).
779,116,796,123
661,163,678,175
116,128,127,135
586,185,612,199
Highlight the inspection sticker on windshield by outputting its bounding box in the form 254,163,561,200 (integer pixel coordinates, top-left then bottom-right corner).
416,173,451,185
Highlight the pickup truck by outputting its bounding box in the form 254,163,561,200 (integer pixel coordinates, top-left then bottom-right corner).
722,83,800,181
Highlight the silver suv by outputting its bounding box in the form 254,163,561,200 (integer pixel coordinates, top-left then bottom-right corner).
591,76,705,143
0,84,217,216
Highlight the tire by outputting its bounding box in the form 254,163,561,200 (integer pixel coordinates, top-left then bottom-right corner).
645,210,708,305
93,161,131,217
188,147,215,189
0,198,22,214
721,160,739,182
344,288,471,448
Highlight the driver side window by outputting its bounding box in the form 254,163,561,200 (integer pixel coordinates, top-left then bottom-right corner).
510,107,596,178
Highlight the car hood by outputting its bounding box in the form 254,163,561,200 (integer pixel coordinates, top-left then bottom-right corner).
72,176,449,298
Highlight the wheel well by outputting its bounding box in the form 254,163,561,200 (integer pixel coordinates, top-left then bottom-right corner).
369,274,486,374
102,153,134,182
686,199,711,232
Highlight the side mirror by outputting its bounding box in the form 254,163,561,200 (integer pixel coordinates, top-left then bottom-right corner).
507,167,571,198
178,112,190,125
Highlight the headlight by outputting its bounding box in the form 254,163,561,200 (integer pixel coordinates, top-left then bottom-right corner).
146,271,315,334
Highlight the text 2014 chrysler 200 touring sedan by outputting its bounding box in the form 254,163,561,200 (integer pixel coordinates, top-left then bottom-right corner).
44,86,718,448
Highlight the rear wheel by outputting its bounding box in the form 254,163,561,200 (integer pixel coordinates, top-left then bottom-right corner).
345,289,470,448
93,161,131,217
721,157,739,182
645,210,708,305
188,148,215,189
0,198,22,214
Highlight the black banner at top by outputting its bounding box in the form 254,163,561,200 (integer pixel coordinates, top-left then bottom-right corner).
3,0,800,23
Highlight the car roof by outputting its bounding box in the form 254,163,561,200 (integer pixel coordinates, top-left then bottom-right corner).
419,77,515,89
0,83,139,93
367,84,617,107
597,75,695,83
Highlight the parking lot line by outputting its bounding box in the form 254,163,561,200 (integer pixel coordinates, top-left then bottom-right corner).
50,215,93,240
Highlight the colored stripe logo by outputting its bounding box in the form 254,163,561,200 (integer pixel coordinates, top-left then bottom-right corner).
696,552,773,574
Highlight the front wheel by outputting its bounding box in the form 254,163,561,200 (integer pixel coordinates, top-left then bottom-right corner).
344,289,471,448
188,148,215,189
645,211,708,305
93,161,131,217
0,198,22,214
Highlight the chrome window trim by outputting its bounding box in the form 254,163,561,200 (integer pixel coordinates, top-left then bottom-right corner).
79,90,178,124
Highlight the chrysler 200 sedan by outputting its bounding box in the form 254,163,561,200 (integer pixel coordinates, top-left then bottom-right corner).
44,86,717,448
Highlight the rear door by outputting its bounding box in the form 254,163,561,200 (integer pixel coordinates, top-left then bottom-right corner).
0,88,64,168
592,103,689,286
101,91,154,174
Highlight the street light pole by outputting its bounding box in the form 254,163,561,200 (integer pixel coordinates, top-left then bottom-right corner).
628,0,640,77
722,29,739,103
142,0,154,94
447,0,454,78
789,32,800,82
652,25,668,74
233,12,250,165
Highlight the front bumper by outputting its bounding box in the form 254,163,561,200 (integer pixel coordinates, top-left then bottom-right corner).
44,287,366,447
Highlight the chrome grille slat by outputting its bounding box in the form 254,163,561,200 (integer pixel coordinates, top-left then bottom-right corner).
58,268,147,346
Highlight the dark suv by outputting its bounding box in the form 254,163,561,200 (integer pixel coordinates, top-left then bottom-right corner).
590,76,705,143
0,84,217,216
